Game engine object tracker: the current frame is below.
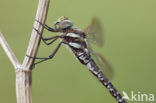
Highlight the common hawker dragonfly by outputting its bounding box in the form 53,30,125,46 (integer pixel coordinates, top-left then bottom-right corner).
27,16,126,103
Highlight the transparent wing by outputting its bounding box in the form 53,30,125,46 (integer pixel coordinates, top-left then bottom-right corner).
85,17,113,79
88,45,114,79
84,17,104,47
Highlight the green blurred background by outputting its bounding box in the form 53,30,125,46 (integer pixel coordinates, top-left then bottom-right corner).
0,0,156,103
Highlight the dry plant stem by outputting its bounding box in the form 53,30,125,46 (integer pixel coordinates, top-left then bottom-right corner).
0,0,50,103
0,33,20,69
16,0,50,103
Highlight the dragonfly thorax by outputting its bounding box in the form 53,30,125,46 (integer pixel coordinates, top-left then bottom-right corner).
63,32,87,49
66,33,81,38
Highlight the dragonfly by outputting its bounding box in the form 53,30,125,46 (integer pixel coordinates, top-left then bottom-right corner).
27,16,126,103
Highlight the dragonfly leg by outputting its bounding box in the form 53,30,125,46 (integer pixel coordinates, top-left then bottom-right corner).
33,27,62,45
35,19,57,32
26,41,63,65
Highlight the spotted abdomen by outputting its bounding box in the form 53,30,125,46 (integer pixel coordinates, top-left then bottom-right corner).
86,59,126,103
64,32,126,103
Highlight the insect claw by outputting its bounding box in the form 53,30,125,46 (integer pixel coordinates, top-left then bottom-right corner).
35,19,40,23
33,27,38,32
33,27,41,36
35,19,44,26
26,54,35,59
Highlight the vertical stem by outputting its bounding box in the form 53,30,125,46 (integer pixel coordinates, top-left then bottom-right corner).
0,0,50,103
16,71,32,103
15,0,50,103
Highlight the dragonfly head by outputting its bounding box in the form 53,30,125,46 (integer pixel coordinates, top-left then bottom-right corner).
54,16,73,31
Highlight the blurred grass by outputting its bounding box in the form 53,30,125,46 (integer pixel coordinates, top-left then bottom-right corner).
0,0,156,103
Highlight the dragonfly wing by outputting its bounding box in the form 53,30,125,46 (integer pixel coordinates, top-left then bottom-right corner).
85,17,113,79
88,46,114,79
84,17,104,47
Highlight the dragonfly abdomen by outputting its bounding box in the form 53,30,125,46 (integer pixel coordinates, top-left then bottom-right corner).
86,59,126,103
64,31,126,103
71,47,126,102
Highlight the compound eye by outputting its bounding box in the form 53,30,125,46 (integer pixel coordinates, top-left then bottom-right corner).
54,22,60,30
60,16,68,21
